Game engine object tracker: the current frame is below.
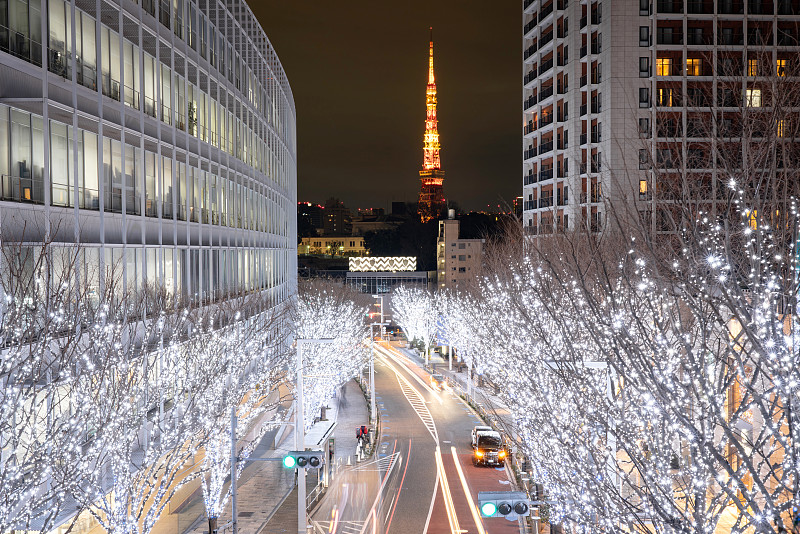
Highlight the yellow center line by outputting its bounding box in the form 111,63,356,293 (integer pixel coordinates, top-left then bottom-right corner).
450,446,488,534
435,445,461,534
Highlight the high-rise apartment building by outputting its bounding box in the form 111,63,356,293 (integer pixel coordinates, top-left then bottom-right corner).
522,0,800,235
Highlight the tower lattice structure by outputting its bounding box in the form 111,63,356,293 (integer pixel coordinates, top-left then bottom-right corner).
418,28,446,223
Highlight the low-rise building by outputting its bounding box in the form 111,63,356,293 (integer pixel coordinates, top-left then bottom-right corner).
437,211,484,290
299,236,366,256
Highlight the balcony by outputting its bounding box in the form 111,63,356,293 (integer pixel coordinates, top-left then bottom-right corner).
540,114,554,127
718,0,744,13
657,31,683,45
525,172,537,185
524,19,538,35
580,16,587,29
591,131,602,143
557,109,568,122
541,31,554,47
1,175,45,204
524,44,537,60
580,74,587,87
591,101,602,113
539,168,554,181
524,121,537,135
557,80,568,94
657,0,684,12
524,96,536,110
580,132,588,145
539,85,554,101
591,41,602,54
580,103,587,116
524,69,537,85
524,147,538,159
580,191,602,203
580,45,587,58
540,2,554,19
539,141,554,154
539,58,554,75
591,10,602,24
539,195,553,208
524,0,535,8
524,200,537,210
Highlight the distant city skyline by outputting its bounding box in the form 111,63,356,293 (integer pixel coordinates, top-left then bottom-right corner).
252,2,520,211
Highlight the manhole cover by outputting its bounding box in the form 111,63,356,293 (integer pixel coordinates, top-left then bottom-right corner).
239,512,255,518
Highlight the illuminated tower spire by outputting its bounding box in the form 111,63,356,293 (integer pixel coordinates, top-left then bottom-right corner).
418,27,446,223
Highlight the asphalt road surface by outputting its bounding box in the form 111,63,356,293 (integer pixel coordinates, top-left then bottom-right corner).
312,343,523,534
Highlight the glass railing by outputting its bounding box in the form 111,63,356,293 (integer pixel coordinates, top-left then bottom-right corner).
1,175,44,204
0,25,43,67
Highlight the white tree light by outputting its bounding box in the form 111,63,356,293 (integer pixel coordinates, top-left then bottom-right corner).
296,280,369,430
391,285,438,364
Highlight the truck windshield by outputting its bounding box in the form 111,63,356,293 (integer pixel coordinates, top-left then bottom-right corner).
477,435,502,449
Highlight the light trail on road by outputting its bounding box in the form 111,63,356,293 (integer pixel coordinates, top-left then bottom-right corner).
450,445,488,534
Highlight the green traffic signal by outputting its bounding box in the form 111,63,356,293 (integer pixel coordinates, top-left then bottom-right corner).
480,502,497,517
283,455,296,468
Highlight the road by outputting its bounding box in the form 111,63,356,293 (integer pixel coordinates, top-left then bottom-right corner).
311,343,523,534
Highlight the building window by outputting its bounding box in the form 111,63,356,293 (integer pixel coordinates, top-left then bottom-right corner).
639,117,651,137
748,58,758,76
639,26,650,46
778,119,786,137
746,88,762,107
639,87,650,107
639,57,651,77
639,179,649,199
686,58,702,76
640,0,650,14
458,267,466,273
656,57,672,76
657,87,677,106
458,255,466,261
639,149,650,169
458,243,466,249
777,59,787,76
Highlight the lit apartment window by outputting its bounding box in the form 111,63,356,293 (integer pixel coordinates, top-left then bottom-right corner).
748,58,758,76
777,119,786,137
777,59,787,76
746,88,762,107
639,179,649,199
686,58,702,76
657,87,676,106
656,58,672,76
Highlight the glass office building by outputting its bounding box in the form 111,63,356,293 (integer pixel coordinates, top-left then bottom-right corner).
0,0,297,304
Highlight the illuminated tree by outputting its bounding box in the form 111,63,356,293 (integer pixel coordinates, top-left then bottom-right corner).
440,65,800,533
391,285,438,365
295,280,369,429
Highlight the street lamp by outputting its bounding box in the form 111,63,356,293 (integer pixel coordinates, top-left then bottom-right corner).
294,338,334,534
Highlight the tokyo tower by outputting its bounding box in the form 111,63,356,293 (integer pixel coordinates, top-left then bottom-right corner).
418,28,446,223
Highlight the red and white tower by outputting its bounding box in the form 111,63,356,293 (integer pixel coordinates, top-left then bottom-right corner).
418,28,446,223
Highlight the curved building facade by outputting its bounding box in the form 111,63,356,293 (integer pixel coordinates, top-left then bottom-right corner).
0,0,296,303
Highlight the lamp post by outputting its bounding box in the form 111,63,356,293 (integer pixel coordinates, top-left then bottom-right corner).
295,338,334,534
367,323,387,425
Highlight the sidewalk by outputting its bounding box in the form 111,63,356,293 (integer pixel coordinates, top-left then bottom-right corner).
259,378,370,534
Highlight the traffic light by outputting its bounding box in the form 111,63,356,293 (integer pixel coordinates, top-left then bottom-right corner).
282,450,324,469
477,491,530,520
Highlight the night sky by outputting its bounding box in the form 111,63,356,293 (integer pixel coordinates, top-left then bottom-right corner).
251,2,521,212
